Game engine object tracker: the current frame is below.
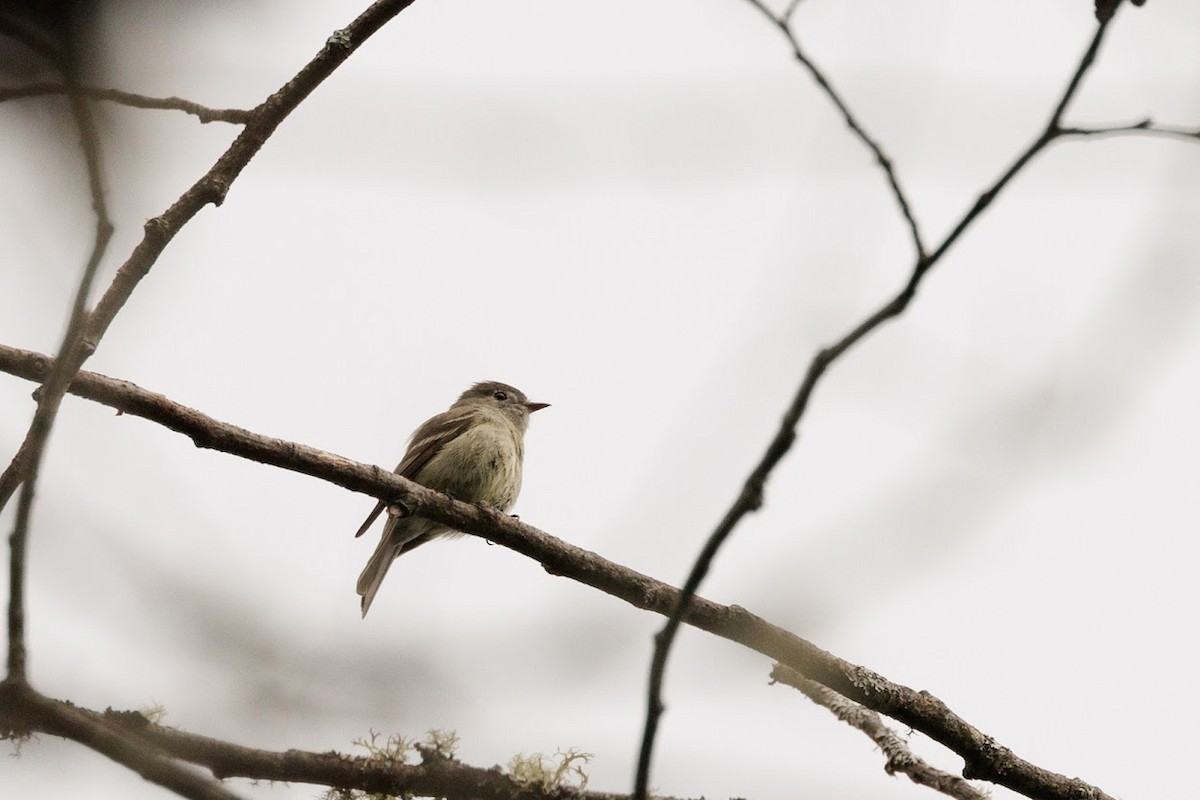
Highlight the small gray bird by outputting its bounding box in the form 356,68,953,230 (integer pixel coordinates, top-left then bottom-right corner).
355,381,548,617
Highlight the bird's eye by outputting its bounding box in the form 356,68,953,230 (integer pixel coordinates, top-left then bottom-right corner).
493,390,508,402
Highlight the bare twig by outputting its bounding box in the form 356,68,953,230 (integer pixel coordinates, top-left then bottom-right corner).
0,83,252,124
81,0,418,355
742,0,926,261
633,9,1132,800
2,0,420,791
4,0,419,684
781,0,806,26
0,343,1119,800
1059,117,1200,142
0,682,246,800
3,70,113,686
922,11,1115,269
771,665,988,800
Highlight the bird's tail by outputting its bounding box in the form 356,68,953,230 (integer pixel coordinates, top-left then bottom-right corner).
356,536,396,618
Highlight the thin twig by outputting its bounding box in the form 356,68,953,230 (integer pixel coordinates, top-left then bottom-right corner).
3,68,113,686
633,10,1125,800
771,665,988,800
78,1,417,356
3,0,419,677
0,83,251,124
1059,117,1200,142
0,342,1120,800
922,10,1115,269
781,0,805,26
742,0,927,261
2,0,419,784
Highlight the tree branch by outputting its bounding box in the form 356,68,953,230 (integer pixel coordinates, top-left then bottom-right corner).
0,686,695,800
633,7,1140,798
742,0,926,261
80,0,419,359
4,63,113,686
0,682,246,800
771,665,988,800
0,83,252,124
3,0,421,675
1058,117,1200,142
2,0,421,792
0,343,1119,800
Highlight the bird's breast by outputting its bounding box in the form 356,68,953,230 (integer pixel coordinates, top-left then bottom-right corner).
419,418,524,510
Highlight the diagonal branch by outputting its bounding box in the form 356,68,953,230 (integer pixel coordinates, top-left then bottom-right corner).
633,8,1133,800
0,83,252,123
741,0,926,261
0,343,1119,800
2,0,421,676
771,665,988,800
80,0,419,359
2,0,421,791
0,682,246,800
923,7,1117,268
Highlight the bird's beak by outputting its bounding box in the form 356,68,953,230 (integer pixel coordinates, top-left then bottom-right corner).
524,401,550,413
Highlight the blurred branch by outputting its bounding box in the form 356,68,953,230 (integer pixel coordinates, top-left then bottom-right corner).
781,0,805,26
770,665,988,800
1,0,420,793
0,342,1119,800
0,682,245,800
79,0,418,358
742,0,926,261
2,0,419,647
632,2,1194,795
0,10,65,63
1059,117,1200,142
3,68,113,687
0,83,252,123
0,687,694,800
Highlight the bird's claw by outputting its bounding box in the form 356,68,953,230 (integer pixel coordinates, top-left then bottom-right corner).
386,502,412,519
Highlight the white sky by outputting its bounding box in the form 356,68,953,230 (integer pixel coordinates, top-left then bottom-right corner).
2,1,1199,799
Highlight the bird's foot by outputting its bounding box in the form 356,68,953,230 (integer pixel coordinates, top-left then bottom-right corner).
386,502,412,519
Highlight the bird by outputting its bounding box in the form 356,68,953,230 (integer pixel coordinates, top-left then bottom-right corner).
354,380,548,617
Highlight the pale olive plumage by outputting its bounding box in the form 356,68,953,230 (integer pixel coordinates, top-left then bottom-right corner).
355,381,548,617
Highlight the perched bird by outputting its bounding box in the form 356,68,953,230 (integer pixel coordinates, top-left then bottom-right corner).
355,381,549,617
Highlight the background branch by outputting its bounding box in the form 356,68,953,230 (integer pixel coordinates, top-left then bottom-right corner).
0,342,1119,800
2,0,419,791
770,665,987,800
0,686,695,800
742,0,926,260
1059,117,1200,141
3,62,113,686
0,682,246,800
0,83,251,123
634,8,1130,799
4,0,419,674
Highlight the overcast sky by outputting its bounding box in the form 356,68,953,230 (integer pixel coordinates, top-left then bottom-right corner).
2,2,1199,799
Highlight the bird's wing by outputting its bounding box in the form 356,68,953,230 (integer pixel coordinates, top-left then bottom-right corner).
395,408,476,479
353,408,476,538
